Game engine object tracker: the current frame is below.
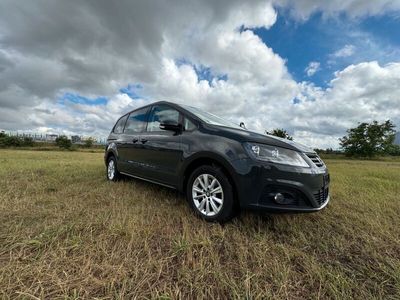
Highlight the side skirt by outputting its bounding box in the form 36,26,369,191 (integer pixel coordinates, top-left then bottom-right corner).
120,171,177,190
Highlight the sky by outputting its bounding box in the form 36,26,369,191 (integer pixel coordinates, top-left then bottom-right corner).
0,0,400,149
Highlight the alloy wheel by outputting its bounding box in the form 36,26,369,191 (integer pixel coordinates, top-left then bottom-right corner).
107,159,115,180
192,173,224,216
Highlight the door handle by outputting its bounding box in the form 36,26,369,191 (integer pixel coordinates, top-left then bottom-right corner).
132,138,139,143
140,139,148,144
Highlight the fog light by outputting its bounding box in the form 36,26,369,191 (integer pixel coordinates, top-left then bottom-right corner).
274,193,285,204
273,192,295,205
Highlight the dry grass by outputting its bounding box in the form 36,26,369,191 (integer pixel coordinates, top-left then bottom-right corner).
0,150,399,299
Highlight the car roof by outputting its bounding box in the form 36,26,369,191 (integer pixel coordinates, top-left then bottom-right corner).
125,100,187,115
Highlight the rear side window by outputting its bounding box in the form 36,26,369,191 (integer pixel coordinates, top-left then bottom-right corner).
113,115,128,134
147,105,180,132
124,108,148,134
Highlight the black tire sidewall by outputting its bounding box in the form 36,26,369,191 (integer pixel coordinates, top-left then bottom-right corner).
186,165,235,222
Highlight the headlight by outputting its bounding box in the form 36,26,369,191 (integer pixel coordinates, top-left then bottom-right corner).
244,142,309,167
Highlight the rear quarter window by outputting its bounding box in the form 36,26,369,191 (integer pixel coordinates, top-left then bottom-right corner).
113,115,128,134
124,108,149,134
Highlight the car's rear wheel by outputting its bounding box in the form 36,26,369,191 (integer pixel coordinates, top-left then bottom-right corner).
187,165,235,222
106,156,121,181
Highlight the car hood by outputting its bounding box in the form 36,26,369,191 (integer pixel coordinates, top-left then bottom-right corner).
210,125,315,153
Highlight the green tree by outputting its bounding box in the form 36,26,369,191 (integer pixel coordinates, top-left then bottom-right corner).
386,144,400,156
266,128,293,140
55,135,72,149
84,137,95,148
22,137,34,147
339,120,396,157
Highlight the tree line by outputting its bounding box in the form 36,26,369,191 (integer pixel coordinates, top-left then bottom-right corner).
0,132,34,147
2,120,399,157
0,132,97,150
266,120,400,157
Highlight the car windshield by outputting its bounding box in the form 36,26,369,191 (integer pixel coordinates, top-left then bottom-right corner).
182,105,243,129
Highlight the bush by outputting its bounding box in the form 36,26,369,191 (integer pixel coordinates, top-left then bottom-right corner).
22,137,34,147
0,134,34,147
55,135,72,149
84,137,95,148
386,144,400,156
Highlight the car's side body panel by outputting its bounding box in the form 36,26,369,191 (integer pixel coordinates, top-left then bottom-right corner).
138,130,183,186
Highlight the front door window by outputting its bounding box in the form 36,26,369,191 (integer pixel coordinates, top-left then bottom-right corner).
147,105,180,132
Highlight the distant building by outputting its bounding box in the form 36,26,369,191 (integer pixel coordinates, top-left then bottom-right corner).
46,134,58,141
395,132,400,145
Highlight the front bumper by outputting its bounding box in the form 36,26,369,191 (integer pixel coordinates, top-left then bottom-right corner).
251,194,330,213
231,158,330,212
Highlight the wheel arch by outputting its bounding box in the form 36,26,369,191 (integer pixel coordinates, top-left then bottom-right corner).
179,153,239,204
104,142,119,166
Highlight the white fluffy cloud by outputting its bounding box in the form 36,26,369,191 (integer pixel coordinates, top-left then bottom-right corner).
0,0,399,149
333,44,356,58
305,62,321,76
294,61,400,148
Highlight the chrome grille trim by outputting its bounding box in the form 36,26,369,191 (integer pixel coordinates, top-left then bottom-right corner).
314,187,329,206
306,153,324,168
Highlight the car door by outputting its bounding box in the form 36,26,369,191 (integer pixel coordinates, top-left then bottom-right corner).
117,107,150,176
139,104,183,186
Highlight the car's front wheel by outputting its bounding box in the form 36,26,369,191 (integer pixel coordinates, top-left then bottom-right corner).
106,156,121,181
187,165,236,222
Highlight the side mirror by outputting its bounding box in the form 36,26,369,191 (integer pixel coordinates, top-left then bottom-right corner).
159,120,182,132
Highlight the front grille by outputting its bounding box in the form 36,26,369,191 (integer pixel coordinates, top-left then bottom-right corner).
314,187,329,206
306,153,324,168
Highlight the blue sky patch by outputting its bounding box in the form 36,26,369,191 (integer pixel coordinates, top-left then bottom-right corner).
176,58,228,85
119,84,143,99
292,98,301,104
194,65,228,84
60,93,108,105
253,11,400,87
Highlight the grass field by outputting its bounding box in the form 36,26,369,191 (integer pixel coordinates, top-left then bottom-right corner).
0,150,399,299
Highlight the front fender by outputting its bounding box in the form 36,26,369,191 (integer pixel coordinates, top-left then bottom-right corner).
178,151,239,192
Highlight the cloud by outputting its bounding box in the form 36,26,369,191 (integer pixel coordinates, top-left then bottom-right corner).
0,0,296,135
305,61,321,76
293,61,400,148
332,44,356,58
0,0,399,149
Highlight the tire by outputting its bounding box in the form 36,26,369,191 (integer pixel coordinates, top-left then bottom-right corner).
106,156,121,181
186,164,236,223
